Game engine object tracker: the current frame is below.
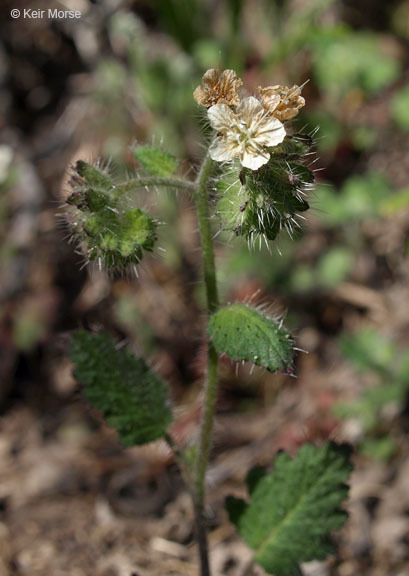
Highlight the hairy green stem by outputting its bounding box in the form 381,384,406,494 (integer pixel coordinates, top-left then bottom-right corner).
120,177,196,193
164,431,194,488
192,153,219,576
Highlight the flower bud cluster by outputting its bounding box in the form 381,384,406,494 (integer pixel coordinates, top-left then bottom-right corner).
66,161,157,271
215,133,314,245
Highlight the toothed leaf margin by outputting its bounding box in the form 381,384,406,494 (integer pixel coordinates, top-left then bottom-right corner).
226,442,352,576
69,330,172,446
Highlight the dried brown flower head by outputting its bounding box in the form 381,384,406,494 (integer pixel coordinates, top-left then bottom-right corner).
194,69,243,108
258,84,306,122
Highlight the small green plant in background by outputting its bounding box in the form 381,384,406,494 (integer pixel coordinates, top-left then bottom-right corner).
390,86,409,133
334,328,409,461
66,70,351,576
315,172,391,228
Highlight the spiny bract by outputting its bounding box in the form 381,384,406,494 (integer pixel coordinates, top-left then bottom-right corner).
215,134,314,245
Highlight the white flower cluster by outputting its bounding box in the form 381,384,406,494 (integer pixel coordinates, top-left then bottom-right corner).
194,69,306,171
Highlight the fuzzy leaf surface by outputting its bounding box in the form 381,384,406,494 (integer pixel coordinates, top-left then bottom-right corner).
226,442,352,576
209,303,294,373
134,145,178,177
69,331,172,446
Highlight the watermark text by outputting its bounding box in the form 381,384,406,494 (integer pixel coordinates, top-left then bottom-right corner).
11,8,82,19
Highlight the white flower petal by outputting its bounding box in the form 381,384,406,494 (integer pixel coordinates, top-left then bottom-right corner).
255,117,286,148
208,95,286,170
236,96,264,124
241,149,270,170
207,104,235,132
209,138,238,163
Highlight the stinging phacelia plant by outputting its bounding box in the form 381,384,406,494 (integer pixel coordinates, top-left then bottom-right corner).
66,69,352,576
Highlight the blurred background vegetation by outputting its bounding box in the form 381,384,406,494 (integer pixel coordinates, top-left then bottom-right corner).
1,1,409,575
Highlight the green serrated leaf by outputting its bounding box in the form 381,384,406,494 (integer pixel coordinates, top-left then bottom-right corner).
69,331,172,446
134,145,178,177
228,442,352,576
209,303,294,373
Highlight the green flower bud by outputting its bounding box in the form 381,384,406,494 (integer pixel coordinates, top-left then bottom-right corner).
215,134,314,244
